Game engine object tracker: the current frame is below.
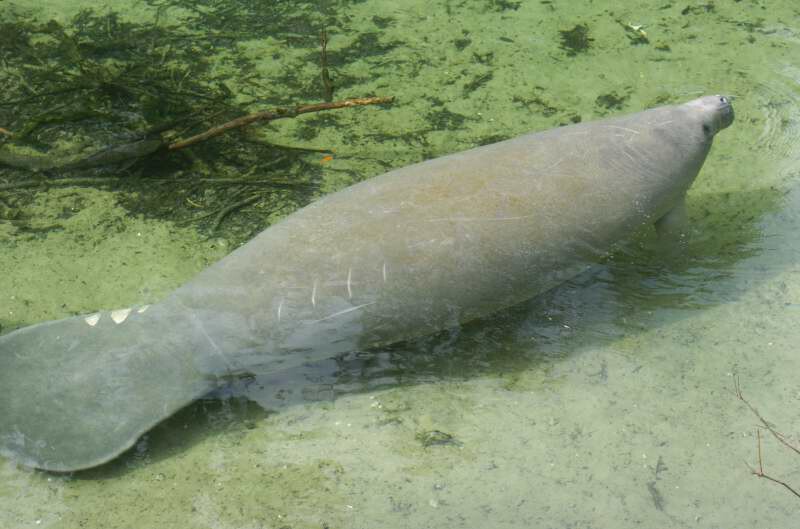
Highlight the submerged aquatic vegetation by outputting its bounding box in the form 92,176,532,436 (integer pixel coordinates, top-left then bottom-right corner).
0,3,387,236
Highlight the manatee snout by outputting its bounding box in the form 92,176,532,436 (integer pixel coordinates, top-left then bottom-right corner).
689,94,734,136
713,95,735,131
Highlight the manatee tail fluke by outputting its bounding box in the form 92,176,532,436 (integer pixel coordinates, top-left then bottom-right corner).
0,303,218,471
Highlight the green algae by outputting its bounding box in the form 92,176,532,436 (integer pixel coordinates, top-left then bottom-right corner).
0,187,229,331
1,0,800,527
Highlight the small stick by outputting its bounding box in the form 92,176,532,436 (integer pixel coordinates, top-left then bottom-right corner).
320,29,334,102
746,429,800,499
167,96,393,151
734,376,800,456
734,376,800,499
0,127,12,136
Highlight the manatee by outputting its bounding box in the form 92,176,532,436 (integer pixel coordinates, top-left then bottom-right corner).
0,95,734,471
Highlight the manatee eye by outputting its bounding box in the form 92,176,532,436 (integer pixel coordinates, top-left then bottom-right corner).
702,123,711,134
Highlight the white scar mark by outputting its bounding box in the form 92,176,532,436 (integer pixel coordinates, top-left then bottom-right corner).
172,299,223,363
543,157,565,171
110,308,132,324
137,305,150,313
84,313,101,326
277,298,284,321
605,125,640,135
426,214,535,223
194,317,221,354
622,149,636,163
310,302,376,323
382,262,387,283
347,267,353,299
311,280,318,307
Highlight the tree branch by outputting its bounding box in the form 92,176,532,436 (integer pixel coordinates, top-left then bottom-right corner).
167,96,394,151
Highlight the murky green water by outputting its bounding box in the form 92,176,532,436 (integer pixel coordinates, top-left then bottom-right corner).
1,0,799,527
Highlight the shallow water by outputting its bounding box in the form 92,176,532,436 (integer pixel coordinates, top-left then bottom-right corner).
1,1,799,528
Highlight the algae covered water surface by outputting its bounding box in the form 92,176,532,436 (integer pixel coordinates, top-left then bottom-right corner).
1,0,799,527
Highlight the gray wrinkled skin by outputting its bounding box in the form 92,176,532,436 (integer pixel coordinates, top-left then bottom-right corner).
0,96,733,471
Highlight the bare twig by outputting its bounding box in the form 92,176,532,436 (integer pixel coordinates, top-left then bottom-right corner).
734,376,800,500
167,96,393,151
734,376,800,456
745,430,800,499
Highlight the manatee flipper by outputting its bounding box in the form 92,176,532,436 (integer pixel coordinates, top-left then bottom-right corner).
655,195,688,241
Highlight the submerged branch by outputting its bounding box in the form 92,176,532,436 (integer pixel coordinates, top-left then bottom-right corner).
746,430,800,499
0,96,393,174
167,96,394,151
734,376,800,500
734,376,800,456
